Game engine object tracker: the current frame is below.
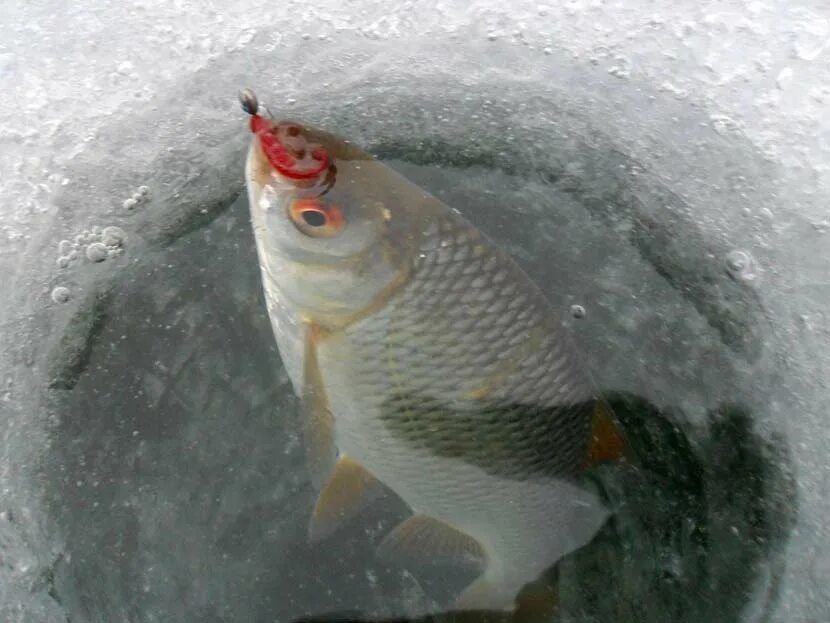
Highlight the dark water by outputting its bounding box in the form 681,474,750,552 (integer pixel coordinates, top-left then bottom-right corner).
33,89,796,621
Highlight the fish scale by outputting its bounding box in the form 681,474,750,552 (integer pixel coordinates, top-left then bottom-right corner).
332,211,595,483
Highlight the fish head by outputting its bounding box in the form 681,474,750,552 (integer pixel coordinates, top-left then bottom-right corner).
244,112,416,325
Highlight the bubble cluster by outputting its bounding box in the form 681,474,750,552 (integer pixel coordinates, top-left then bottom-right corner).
101,226,127,247
56,238,80,268
123,185,150,210
86,242,108,263
56,225,128,268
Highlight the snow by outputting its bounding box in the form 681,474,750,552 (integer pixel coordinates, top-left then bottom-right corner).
0,1,828,621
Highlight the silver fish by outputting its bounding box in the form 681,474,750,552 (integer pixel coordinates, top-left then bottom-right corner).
241,90,625,611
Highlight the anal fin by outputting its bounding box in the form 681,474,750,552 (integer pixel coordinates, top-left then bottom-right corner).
377,514,486,574
514,571,561,623
301,321,337,488
585,399,630,468
454,576,517,612
454,571,560,620
309,455,386,543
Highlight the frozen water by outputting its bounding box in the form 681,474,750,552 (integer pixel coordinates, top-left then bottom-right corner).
1,1,829,622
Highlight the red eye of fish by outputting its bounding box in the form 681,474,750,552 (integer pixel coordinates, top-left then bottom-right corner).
289,198,345,238
249,115,330,181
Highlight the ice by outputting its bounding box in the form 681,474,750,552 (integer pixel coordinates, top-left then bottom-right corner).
1,0,829,621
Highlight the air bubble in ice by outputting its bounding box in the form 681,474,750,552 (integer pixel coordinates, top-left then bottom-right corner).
608,56,632,79
117,60,134,75
776,67,793,90
570,304,586,319
86,242,108,263
725,250,749,272
793,20,829,61
724,250,758,282
56,256,70,269
810,219,829,233
51,286,71,304
121,186,150,210
102,226,127,247
58,239,72,255
711,114,744,136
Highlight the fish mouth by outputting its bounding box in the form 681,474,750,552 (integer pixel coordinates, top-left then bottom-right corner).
245,109,331,182
240,90,336,190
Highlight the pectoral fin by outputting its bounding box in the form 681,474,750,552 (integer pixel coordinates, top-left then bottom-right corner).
585,399,629,467
309,455,386,543
301,321,337,489
377,514,486,574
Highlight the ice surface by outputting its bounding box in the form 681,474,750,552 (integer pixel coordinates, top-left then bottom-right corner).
1,1,829,622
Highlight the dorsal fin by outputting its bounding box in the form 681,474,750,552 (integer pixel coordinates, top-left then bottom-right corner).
585,399,629,468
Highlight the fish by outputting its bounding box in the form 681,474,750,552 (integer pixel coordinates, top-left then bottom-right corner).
239,89,627,611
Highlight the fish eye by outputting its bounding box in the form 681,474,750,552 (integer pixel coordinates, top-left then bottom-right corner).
289,198,345,238
301,210,326,227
